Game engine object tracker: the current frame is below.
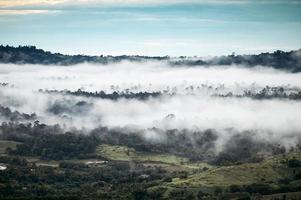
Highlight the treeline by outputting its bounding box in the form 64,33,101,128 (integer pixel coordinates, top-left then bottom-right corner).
40,89,162,100
217,86,301,100
1,45,301,72
0,120,293,164
0,45,168,65
40,86,301,101
172,49,301,72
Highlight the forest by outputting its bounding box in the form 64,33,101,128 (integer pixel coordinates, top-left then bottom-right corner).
0,47,301,199
1,45,301,72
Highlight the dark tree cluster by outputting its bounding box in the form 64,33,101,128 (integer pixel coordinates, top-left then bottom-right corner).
0,121,98,160
0,45,169,65
0,121,62,143
217,86,301,100
9,131,99,160
40,89,162,100
172,49,301,72
47,99,93,116
0,105,37,122
213,133,286,166
0,82,9,87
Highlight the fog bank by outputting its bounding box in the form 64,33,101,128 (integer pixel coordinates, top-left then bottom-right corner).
0,62,301,148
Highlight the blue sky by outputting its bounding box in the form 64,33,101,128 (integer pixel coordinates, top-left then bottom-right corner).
0,0,301,56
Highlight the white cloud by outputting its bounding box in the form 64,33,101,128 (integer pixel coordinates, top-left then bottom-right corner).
1,0,299,8
0,0,63,7
0,9,59,15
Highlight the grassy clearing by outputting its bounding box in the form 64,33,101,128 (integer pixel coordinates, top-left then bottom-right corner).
150,150,301,197
167,156,292,188
0,140,21,154
96,144,189,165
168,161,283,188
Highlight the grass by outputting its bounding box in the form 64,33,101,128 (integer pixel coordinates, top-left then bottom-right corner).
96,144,189,165
149,150,301,197
168,151,300,188
0,140,21,154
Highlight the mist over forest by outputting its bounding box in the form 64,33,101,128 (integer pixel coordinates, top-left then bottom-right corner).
1,49,301,151
1,47,301,199
1,0,301,197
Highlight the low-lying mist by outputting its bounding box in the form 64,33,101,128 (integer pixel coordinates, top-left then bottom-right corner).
1,62,301,92
0,61,301,151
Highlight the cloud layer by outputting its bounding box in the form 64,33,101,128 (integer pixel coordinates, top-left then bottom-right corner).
0,62,300,144
0,61,301,153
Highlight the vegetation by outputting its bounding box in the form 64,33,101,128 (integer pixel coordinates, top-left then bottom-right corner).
0,105,299,199
97,144,188,165
217,86,301,100
0,117,300,199
0,140,20,154
1,146,300,199
1,45,301,72
149,151,301,199
0,106,37,122
39,86,301,101
40,89,162,101
172,49,301,72
0,45,169,65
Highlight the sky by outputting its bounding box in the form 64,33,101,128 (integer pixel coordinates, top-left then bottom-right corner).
0,0,301,56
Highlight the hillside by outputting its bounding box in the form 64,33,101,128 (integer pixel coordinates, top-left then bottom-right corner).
0,138,300,199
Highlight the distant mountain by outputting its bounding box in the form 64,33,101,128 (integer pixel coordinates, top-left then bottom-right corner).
1,45,301,72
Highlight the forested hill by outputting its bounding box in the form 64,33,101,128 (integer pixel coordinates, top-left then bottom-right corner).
1,45,301,72
0,45,169,65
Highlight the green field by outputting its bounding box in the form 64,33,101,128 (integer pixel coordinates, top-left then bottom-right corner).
96,144,189,165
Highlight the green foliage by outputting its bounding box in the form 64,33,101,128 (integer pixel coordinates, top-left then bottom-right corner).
0,140,21,154
0,121,301,199
10,132,99,160
288,158,301,168
0,45,169,66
